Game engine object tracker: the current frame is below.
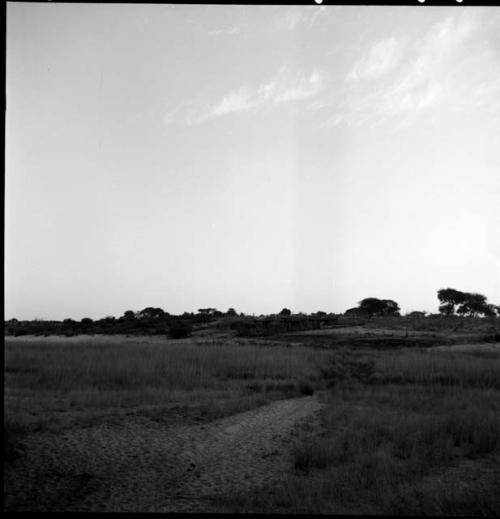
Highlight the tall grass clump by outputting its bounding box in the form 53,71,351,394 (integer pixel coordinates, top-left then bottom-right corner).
373,349,500,389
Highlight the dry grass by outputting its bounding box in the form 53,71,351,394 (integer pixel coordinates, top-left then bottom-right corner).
372,348,500,388
5,337,325,389
213,345,500,514
5,334,500,514
280,347,500,515
4,336,331,445
365,315,499,335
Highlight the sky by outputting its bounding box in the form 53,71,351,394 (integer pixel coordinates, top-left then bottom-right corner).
5,3,500,320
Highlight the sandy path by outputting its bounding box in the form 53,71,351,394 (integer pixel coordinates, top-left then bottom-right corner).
5,395,322,512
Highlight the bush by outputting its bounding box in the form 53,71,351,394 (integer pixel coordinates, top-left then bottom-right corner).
298,380,314,395
168,321,192,339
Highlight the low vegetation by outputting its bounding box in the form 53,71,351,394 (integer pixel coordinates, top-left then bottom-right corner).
4,296,500,514
220,347,500,514
4,336,331,451
5,287,498,339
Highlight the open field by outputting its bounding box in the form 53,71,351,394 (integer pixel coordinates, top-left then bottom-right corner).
4,325,500,513
4,335,325,439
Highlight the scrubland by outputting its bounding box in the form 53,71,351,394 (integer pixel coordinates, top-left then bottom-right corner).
219,345,500,515
4,324,500,514
4,336,322,445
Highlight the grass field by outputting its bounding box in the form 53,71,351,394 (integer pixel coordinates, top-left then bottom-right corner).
4,335,328,452
4,328,500,514
221,344,500,514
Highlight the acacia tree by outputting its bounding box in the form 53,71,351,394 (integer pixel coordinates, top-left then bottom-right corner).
357,298,400,318
437,288,468,316
481,304,497,318
137,307,165,319
437,288,496,317
455,293,487,317
381,299,401,316
358,298,385,317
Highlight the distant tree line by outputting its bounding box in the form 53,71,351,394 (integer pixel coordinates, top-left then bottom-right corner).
342,289,499,320
4,307,342,339
4,289,499,338
4,307,223,338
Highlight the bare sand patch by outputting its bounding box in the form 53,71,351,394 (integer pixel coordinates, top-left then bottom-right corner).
5,395,322,512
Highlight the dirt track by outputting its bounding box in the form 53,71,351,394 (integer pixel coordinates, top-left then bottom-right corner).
5,395,322,512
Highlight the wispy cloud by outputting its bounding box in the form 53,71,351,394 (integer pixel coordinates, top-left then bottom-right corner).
210,87,254,117
380,13,480,119
198,68,324,123
166,10,497,131
326,12,484,128
346,37,401,82
280,6,326,31
165,68,325,126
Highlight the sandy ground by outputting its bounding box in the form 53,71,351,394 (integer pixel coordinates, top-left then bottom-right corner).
4,395,322,512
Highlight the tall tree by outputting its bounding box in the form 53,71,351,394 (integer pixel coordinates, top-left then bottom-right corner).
456,293,488,317
438,288,494,317
137,307,165,319
381,299,400,316
437,288,467,315
482,304,498,318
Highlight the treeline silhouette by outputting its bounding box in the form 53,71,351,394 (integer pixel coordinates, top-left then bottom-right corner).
4,289,499,338
4,307,342,338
